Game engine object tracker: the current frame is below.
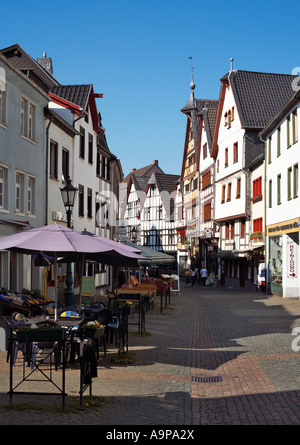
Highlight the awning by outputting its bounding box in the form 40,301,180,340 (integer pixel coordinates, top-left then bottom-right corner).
121,241,175,265
217,244,264,258
0,218,32,228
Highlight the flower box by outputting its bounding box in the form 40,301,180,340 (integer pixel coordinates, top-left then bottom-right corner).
84,326,105,339
122,304,136,316
16,328,65,343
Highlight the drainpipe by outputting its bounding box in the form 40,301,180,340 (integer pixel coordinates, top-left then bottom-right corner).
45,112,54,225
73,109,84,127
212,155,222,279
259,133,268,294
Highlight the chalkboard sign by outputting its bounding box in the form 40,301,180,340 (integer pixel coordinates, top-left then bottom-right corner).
82,276,95,296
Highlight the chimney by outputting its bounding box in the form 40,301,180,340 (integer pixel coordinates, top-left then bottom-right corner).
37,52,53,75
230,58,233,71
153,160,158,165
132,168,136,172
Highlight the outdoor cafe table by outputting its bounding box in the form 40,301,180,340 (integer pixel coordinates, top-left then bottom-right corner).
8,320,67,410
111,288,150,334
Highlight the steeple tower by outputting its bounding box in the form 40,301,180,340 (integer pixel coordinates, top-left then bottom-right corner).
181,57,196,114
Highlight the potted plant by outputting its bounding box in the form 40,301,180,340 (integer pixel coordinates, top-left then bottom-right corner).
250,231,263,240
83,321,105,339
16,323,65,342
121,301,136,316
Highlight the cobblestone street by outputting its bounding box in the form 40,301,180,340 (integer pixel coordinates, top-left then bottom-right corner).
1,283,300,425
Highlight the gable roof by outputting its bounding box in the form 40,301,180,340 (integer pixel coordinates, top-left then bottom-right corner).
197,100,219,152
0,44,60,92
229,70,296,129
260,87,300,138
180,98,218,180
122,160,164,185
148,173,180,194
140,172,180,220
212,69,297,157
50,84,92,111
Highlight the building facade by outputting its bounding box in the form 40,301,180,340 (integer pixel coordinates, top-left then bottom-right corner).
0,44,123,298
0,53,49,292
212,68,295,289
261,89,300,297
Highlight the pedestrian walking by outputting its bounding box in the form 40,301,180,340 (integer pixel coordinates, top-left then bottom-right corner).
184,269,190,287
190,267,197,289
200,266,208,286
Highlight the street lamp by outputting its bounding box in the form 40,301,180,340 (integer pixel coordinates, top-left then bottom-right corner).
60,177,77,306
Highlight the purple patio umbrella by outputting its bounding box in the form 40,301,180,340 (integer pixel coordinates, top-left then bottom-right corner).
0,224,143,317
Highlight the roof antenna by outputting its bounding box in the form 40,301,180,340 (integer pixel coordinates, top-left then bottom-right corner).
230,57,234,71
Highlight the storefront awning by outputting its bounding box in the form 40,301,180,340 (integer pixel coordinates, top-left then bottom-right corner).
217,244,264,258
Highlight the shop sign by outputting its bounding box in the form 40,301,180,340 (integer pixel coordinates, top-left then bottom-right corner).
267,218,300,236
287,240,297,278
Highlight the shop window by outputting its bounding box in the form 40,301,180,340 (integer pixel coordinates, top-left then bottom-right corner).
269,236,282,286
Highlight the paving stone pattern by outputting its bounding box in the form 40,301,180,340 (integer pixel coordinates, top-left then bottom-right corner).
1,285,300,425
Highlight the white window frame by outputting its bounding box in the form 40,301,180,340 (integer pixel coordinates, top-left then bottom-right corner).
0,165,9,210
15,171,25,213
28,175,36,215
0,84,7,126
21,95,36,141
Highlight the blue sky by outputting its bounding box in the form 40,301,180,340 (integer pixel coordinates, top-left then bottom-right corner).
1,0,299,177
